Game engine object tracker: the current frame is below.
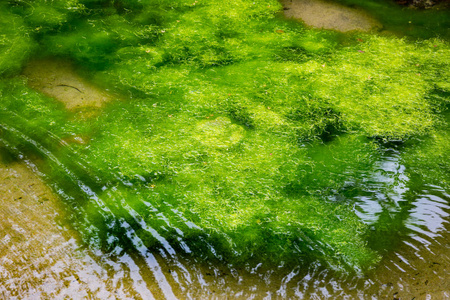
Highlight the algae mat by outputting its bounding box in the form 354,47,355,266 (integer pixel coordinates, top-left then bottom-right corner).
281,0,382,32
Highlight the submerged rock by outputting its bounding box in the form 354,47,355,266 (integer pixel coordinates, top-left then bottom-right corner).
22,59,113,111
281,0,382,32
396,0,450,9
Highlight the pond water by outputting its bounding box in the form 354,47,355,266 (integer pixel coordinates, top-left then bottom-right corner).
1,120,449,299
1,0,449,299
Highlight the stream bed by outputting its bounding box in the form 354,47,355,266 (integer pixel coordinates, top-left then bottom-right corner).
1,0,449,299
1,130,449,299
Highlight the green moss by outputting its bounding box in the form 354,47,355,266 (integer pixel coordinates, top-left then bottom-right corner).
42,14,157,68
9,0,87,34
304,35,448,138
194,117,245,148
60,90,380,270
402,117,450,190
0,78,67,128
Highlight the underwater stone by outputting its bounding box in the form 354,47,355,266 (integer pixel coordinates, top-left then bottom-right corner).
281,0,382,32
194,117,245,149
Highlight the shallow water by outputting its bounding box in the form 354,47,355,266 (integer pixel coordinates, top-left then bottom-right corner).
281,0,382,32
1,133,449,299
0,150,166,299
1,0,449,298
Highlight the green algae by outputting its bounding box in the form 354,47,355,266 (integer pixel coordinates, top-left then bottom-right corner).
402,114,450,190
0,7,36,76
0,0,449,273
194,117,245,149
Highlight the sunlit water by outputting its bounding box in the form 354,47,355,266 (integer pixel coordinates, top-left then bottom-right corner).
1,123,449,299
1,0,449,297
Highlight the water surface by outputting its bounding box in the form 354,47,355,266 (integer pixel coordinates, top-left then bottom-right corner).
1,132,449,299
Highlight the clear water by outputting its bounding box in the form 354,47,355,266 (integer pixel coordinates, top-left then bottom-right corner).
0,0,449,298
1,122,449,299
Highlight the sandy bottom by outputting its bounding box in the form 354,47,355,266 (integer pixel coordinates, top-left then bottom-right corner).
22,59,113,111
0,151,158,299
281,0,382,32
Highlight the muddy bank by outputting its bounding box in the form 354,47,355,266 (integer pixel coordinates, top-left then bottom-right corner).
22,59,113,111
281,0,382,32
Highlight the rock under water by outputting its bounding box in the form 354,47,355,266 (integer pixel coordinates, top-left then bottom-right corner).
281,0,382,32
22,59,113,111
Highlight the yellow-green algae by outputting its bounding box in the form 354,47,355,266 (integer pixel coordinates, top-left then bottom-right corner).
194,117,245,149
0,0,449,273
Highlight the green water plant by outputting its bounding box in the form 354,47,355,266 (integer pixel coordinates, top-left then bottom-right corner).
0,7,35,76
0,0,449,273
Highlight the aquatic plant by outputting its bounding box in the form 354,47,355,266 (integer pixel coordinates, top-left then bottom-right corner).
0,0,449,273
0,7,35,76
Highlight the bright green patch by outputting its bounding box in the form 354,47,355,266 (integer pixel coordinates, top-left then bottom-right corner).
0,0,449,273
194,117,245,148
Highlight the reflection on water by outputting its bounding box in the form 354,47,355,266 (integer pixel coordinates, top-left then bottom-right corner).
0,137,449,298
0,152,160,299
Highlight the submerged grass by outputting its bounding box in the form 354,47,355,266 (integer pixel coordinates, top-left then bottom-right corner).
0,0,449,272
